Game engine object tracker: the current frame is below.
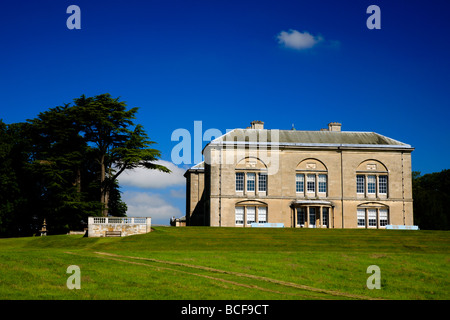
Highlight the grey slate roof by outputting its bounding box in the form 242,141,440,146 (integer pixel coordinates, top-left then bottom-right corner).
207,129,412,149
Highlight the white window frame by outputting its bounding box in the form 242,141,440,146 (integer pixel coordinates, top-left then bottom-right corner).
235,206,244,225
296,174,304,193
379,209,388,227
379,175,388,195
258,207,267,223
246,173,255,192
367,175,376,194
258,173,267,193
368,208,377,227
236,172,244,192
246,206,256,224
357,209,366,227
322,207,329,227
318,174,327,193
357,175,365,194
307,174,315,193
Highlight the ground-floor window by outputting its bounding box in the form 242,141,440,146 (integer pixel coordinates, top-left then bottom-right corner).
235,206,268,226
379,209,388,226
309,207,316,226
258,207,267,223
247,206,256,224
357,207,389,228
357,209,366,227
297,207,306,226
322,207,329,227
235,206,244,225
296,206,330,228
368,209,377,227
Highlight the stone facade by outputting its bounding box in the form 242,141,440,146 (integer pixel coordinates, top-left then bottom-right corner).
185,121,414,229
87,217,152,237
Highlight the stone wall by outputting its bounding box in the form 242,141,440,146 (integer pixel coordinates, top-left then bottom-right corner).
202,144,413,228
88,217,152,237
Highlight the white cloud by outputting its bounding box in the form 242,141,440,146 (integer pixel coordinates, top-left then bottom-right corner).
118,160,185,189
276,29,323,50
122,191,182,224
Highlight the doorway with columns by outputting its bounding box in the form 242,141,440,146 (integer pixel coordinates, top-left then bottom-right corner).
292,200,334,228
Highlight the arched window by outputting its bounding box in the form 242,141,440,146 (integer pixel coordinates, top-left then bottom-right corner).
295,159,328,198
356,160,389,199
235,157,268,196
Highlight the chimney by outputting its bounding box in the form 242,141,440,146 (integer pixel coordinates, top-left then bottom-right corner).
251,120,264,129
328,122,342,132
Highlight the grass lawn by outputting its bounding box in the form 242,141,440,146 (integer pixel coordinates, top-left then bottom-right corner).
0,227,448,300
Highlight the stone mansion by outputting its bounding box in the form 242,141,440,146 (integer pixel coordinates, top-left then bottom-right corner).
184,121,414,229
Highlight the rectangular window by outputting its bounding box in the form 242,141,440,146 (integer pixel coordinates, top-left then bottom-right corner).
247,206,256,224
368,209,377,227
357,175,365,194
258,207,267,223
318,174,327,193
235,206,244,225
379,175,388,194
258,173,267,192
309,207,316,226
379,209,388,226
247,173,255,192
357,209,366,227
322,207,329,227
236,172,244,192
297,207,305,226
367,175,376,194
307,174,315,193
296,174,304,193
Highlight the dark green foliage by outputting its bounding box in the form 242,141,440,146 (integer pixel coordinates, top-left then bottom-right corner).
70,94,170,216
412,170,450,230
0,94,168,237
0,121,38,236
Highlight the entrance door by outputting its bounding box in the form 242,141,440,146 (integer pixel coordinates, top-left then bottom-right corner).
309,207,316,228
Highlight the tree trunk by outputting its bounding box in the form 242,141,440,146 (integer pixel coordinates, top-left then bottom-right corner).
74,167,81,194
100,154,108,217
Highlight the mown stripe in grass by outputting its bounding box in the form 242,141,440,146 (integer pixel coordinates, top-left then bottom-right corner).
89,251,379,300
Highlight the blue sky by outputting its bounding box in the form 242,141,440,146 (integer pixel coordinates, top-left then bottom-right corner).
1,1,449,224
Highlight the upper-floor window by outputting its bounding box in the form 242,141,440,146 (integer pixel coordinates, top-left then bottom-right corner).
236,172,244,192
367,176,376,194
307,174,316,193
235,157,268,195
318,174,327,193
247,173,256,192
356,160,389,198
236,171,267,194
296,173,328,195
258,173,267,192
296,174,304,193
357,175,365,194
295,159,328,197
378,176,388,194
